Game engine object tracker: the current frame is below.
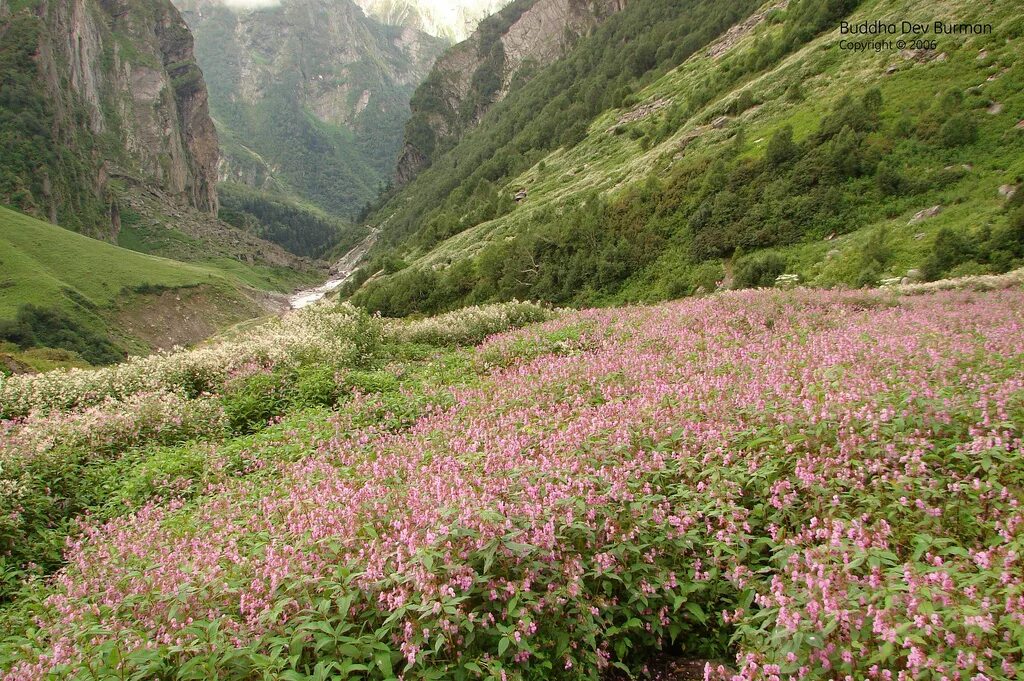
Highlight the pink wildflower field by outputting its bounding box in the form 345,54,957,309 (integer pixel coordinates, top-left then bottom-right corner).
1,288,1023,680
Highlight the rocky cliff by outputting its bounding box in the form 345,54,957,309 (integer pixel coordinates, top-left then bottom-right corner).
0,0,220,237
173,0,447,217
395,0,626,185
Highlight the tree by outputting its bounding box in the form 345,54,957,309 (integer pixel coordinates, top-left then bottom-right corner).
939,113,978,147
766,126,798,166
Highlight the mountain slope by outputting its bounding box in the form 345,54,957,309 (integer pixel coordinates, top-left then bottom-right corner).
0,206,283,367
174,0,448,218
351,0,1024,315
395,0,627,184
0,0,321,272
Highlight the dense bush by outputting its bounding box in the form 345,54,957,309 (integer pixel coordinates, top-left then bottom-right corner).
733,251,788,289
921,228,971,281
938,112,978,147
0,305,122,366
221,370,296,434
920,204,1024,281
686,261,726,295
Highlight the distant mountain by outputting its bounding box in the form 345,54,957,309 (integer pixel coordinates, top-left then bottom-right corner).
173,0,448,219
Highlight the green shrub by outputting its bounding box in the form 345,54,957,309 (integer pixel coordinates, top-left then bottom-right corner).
938,113,978,147
922,228,972,281
876,161,906,196
765,125,798,166
853,226,893,287
977,206,1024,272
222,371,294,435
293,365,344,408
0,305,122,366
346,370,400,395
734,251,787,288
687,261,725,295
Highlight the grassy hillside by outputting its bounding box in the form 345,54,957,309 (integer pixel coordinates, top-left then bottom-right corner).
353,0,1024,315
0,206,283,368
0,207,219,316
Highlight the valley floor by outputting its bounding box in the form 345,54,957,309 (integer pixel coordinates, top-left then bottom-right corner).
0,282,1022,679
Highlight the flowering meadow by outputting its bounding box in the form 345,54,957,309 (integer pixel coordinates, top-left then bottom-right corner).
1,289,1023,679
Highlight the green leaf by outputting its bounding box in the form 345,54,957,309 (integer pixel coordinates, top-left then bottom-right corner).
374,651,394,676
685,602,707,624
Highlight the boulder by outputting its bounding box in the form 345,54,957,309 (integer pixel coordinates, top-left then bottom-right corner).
614,98,671,127
908,205,942,224
999,184,1018,199
987,102,1003,115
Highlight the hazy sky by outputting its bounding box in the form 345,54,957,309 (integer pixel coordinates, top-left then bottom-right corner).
220,0,504,39
416,0,503,30
222,0,495,7
222,0,280,7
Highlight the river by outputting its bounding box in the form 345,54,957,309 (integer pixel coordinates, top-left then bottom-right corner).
289,229,379,309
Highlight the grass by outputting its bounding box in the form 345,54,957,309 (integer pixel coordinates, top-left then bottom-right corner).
0,205,222,319
0,205,310,363
115,213,323,292
0,343,92,374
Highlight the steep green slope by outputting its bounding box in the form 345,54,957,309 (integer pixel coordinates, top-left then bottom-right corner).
372,0,765,248
0,206,278,367
353,0,1024,315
